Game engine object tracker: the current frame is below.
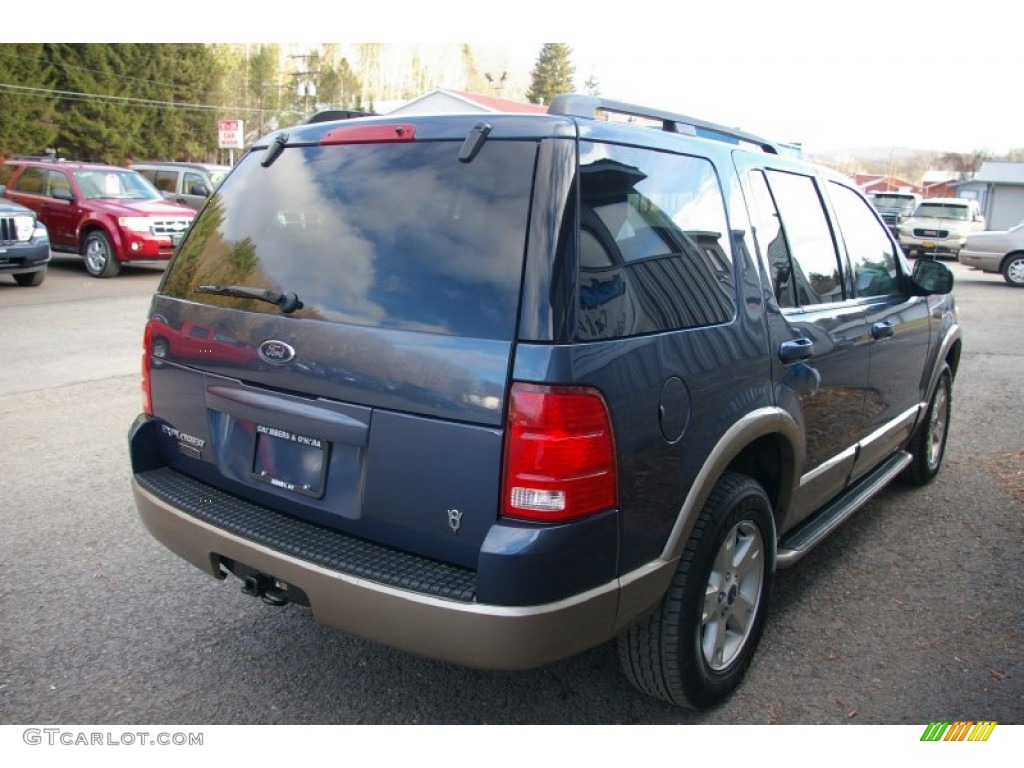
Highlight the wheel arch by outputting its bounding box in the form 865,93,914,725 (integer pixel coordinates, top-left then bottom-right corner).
78,219,123,258
661,408,800,564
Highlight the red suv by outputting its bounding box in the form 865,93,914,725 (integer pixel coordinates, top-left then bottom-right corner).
0,159,195,277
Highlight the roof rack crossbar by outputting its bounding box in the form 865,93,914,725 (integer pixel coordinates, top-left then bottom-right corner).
547,93,779,155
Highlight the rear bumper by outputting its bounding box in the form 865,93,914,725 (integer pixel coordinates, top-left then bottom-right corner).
132,475,673,669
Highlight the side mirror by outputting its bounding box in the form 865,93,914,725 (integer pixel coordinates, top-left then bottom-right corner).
0,184,6,196
911,258,954,295
52,187,74,201
189,183,210,197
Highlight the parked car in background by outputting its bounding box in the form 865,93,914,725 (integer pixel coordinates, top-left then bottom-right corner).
0,185,50,286
0,159,195,277
898,197,985,259
960,221,1024,286
868,191,921,236
131,161,231,212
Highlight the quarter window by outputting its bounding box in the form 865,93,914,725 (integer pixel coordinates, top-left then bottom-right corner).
575,142,734,339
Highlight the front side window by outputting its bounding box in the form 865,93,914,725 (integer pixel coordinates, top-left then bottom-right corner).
829,182,900,298
575,142,734,339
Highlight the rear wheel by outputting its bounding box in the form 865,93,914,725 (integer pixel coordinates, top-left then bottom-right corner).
1002,254,1024,287
903,364,952,486
618,472,775,709
83,231,121,278
13,270,46,286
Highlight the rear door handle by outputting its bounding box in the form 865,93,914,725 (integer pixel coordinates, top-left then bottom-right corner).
779,338,814,363
871,321,895,340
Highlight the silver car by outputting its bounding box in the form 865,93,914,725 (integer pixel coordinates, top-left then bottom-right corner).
960,221,1024,287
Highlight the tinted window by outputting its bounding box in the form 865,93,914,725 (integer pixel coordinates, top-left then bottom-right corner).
47,170,72,198
575,142,734,339
748,170,796,308
829,182,900,297
184,172,205,193
153,171,178,193
13,167,45,194
163,141,537,340
764,170,842,305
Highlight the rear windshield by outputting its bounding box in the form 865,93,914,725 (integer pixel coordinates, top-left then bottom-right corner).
162,140,537,340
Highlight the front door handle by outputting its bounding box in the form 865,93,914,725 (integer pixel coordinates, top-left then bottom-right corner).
779,338,814,363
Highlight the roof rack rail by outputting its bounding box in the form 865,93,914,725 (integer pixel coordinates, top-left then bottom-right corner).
547,93,779,155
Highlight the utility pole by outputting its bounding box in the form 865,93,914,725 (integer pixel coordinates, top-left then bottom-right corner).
290,52,320,120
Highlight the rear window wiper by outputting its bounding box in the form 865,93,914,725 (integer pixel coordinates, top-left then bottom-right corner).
194,285,304,314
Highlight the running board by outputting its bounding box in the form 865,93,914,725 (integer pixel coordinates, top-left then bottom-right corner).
777,451,912,568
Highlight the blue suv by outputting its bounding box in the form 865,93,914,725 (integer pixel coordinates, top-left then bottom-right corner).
129,94,961,709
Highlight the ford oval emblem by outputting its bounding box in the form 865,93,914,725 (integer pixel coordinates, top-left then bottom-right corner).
258,340,296,365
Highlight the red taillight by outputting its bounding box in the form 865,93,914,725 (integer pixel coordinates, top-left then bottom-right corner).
502,383,617,523
141,319,154,416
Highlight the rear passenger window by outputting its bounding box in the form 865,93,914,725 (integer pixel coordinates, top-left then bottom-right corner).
763,170,843,306
827,182,900,297
575,142,734,340
152,171,177,193
13,167,44,195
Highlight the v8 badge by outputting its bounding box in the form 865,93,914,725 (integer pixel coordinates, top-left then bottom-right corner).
446,509,463,534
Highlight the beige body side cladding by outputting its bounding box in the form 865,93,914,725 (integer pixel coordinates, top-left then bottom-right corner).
133,479,676,670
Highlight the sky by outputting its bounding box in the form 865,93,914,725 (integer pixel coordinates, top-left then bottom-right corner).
15,0,1021,155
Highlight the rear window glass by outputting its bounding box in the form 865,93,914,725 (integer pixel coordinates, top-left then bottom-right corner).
574,141,734,339
162,140,538,340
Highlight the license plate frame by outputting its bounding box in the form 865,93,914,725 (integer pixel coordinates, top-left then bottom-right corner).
251,424,329,499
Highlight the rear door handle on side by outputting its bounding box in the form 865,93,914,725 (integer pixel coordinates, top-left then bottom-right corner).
871,321,895,340
779,338,814,363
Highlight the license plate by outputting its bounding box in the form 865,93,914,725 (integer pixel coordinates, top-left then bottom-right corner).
252,425,328,498
922,240,936,249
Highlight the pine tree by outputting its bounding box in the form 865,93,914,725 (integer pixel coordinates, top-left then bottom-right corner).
0,43,58,156
526,43,575,105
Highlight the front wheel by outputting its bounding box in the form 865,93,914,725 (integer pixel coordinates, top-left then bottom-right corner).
83,231,121,278
618,472,775,709
903,364,952,486
1002,254,1024,287
13,270,46,286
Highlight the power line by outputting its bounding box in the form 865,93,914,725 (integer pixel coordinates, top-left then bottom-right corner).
0,82,269,115
0,46,215,97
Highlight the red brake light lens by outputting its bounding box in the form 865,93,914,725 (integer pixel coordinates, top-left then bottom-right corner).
319,123,416,145
502,383,617,523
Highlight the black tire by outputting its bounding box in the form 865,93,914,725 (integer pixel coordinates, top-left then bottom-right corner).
13,270,46,286
82,230,121,278
902,364,952,486
1001,253,1024,287
618,472,775,709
